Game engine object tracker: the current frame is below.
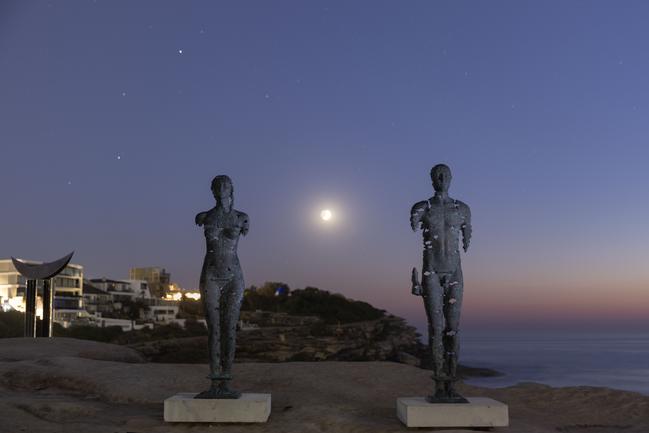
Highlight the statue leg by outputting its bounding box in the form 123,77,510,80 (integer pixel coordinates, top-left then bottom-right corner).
442,267,467,402
423,272,446,400
210,277,244,399
204,276,222,378
220,278,244,376
195,275,225,399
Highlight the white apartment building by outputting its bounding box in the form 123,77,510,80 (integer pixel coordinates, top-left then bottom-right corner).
0,258,86,325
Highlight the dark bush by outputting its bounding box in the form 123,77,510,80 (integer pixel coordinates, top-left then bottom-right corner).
242,283,385,324
54,324,124,342
184,317,207,335
0,311,24,338
178,299,204,317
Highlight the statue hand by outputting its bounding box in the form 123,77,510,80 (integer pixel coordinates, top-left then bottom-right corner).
411,267,423,296
462,231,471,252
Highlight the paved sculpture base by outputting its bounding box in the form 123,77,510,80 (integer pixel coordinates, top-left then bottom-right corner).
396,397,508,428
164,393,271,423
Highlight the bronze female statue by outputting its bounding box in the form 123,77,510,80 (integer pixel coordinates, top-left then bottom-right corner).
195,175,249,399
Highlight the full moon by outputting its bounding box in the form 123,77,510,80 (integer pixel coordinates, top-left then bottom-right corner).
320,209,333,221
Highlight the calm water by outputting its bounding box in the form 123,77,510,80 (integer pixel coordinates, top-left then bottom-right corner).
460,330,649,394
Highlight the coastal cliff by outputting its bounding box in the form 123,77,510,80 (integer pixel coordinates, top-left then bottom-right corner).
129,311,423,365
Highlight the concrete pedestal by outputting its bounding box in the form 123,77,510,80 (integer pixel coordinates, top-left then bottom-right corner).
164,393,271,423
396,397,508,428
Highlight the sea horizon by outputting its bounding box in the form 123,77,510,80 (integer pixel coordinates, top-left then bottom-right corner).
459,329,649,395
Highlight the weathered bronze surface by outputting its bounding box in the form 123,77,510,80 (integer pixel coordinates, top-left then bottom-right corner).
194,175,249,399
410,164,472,403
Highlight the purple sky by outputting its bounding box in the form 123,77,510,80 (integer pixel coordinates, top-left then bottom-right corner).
2,1,649,332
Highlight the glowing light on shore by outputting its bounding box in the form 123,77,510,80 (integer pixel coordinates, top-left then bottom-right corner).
165,292,182,301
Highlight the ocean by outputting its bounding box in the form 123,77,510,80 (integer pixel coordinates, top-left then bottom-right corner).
459,330,649,394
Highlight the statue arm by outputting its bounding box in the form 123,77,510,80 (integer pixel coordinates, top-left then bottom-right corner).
411,267,422,296
461,204,472,252
195,211,208,227
410,201,428,231
239,212,250,236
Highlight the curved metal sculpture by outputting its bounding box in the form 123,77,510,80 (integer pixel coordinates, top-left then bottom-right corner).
195,175,249,399
11,252,74,280
410,164,472,403
12,252,74,338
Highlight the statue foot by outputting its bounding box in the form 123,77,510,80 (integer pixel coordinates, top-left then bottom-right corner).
194,380,241,399
426,391,468,404
426,382,469,404
445,388,469,404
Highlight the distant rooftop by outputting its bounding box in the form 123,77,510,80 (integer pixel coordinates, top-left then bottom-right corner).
89,278,129,285
82,282,109,295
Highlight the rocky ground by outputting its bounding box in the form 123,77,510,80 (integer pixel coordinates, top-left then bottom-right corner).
1,338,648,433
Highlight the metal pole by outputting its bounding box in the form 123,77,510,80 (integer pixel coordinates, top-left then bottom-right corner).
24,279,37,338
41,278,54,337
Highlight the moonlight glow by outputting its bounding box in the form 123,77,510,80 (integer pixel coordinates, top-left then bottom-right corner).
320,209,333,221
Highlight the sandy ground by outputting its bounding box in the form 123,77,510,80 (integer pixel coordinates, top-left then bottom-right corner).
1,338,648,433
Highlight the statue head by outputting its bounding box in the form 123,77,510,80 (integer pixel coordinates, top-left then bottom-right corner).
430,164,452,193
211,175,233,212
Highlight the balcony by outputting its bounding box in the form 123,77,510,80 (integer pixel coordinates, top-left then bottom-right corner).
53,296,83,310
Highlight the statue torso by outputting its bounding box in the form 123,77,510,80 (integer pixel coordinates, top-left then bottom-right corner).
420,197,468,273
201,208,248,277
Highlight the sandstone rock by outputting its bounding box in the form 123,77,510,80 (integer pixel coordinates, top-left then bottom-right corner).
129,312,423,364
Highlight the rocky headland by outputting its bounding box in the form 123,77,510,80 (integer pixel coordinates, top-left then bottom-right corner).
127,311,500,379
130,311,422,364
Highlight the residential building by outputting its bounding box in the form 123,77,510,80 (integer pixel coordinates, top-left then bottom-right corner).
96,317,154,332
82,282,113,315
124,279,152,299
89,278,136,303
129,267,171,298
0,258,86,326
143,299,180,323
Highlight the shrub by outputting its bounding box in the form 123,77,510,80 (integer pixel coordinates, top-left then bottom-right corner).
243,283,385,324
54,324,124,342
0,311,24,338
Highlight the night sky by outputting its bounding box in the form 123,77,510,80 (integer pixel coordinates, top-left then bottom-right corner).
2,1,648,332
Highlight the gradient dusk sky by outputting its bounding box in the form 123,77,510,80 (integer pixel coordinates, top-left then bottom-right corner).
1,1,648,332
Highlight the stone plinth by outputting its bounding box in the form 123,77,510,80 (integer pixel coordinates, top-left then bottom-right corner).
396,397,508,428
164,393,271,423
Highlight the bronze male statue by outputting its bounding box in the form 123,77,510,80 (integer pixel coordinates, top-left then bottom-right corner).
195,175,249,399
410,164,472,403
